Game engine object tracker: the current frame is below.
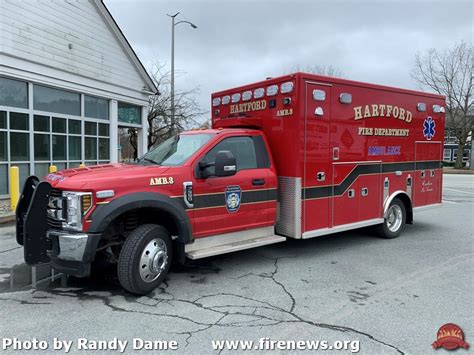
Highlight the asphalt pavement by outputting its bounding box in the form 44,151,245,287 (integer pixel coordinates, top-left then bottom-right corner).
0,174,472,354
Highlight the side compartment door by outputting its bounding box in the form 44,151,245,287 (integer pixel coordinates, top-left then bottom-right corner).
303,82,332,232
192,135,277,238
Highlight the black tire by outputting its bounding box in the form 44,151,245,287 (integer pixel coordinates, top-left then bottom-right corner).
376,198,406,239
118,224,172,295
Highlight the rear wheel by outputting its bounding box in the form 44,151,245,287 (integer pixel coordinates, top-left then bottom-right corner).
118,224,172,295
376,198,406,239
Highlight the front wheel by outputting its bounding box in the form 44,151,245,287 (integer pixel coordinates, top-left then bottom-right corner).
376,198,406,239
118,224,172,295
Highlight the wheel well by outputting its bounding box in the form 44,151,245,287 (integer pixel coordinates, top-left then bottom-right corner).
97,207,180,252
395,193,413,224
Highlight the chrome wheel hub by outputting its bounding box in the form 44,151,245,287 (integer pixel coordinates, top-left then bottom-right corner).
139,238,168,283
386,205,402,232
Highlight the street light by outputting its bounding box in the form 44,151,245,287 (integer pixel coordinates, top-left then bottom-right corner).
168,12,198,136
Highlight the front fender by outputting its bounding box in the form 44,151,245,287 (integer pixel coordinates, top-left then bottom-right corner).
88,192,192,244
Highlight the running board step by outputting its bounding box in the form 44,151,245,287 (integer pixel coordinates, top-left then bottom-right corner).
185,234,286,260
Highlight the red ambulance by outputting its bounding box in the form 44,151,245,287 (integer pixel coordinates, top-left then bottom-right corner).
16,73,445,294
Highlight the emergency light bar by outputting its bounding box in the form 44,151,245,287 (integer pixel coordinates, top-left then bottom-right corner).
212,81,295,107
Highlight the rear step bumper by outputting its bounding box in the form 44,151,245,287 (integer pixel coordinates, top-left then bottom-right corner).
185,226,286,259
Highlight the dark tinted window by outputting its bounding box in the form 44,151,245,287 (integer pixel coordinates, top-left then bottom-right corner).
205,136,257,172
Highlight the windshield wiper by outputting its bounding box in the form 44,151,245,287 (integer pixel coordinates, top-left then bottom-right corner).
142,157,160,165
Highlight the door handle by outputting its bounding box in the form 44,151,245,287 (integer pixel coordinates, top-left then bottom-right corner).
333,147,339,161
252,178,265,186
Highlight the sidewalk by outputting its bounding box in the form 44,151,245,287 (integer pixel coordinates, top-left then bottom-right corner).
0,199,14,224
443,167,474,175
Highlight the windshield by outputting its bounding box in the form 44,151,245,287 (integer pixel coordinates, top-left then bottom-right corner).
138,133,214,166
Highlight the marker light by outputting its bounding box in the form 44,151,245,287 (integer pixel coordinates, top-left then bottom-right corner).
313,89,326,101
254,88,264,98
242,91,252,101
266,85,278,96
280,81,294,94
212,97,221,107
339,93,352,104
433,105,445,113
222,95,230,104
96,190,115,198
231,93,241,103
417,103,426,112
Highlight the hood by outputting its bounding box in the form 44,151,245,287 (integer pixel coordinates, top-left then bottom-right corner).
45,163,172,191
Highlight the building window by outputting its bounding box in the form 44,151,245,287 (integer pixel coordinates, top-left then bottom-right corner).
34,115,50,132
85,121,97,135
443,149,451,161
85,95,109,120
33,85,80,116
84,121,110,163
85,137,97,160
0,111,6,128
52,135,66,160
0,77,28,108
10,112,29,130
10,132,29,161
463,149,470,162
52,117,66,133
68,136,81,160
34,134,50,160
68,119,82,134
118,102,141,124
0,131,6,161
0,164,7,195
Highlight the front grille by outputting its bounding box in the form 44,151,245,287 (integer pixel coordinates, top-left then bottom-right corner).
50,188,63,197
47,188,65,229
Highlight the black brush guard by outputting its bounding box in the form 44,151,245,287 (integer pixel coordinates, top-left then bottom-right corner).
16,176,52,265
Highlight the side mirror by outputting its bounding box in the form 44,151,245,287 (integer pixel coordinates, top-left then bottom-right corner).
215,150,236,177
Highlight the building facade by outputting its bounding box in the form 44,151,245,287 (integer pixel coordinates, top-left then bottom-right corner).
0,0,156,197
443,131,471,166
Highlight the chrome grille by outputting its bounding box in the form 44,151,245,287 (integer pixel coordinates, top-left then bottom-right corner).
47,188,65,229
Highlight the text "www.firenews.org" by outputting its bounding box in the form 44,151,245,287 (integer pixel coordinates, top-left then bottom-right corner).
211,338,360,352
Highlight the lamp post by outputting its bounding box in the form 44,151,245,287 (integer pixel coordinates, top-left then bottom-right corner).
168,12,197,136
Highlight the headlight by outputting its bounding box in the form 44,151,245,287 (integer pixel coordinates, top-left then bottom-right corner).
62,192,92,231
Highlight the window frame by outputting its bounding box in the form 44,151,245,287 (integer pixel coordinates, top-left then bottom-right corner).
196,134,271,178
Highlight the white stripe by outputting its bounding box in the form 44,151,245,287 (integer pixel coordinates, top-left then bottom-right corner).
442,199,456,204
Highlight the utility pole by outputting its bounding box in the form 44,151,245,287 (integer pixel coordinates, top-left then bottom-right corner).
167,12,197,136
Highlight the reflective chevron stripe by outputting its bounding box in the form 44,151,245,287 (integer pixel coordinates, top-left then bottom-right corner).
303,160,441,200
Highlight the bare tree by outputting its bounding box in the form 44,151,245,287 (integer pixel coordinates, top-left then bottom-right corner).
291,64,345,78
128,63,208,159
412,41,473,169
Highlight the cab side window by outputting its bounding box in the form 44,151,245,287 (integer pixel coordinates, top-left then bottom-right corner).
205,136,258,174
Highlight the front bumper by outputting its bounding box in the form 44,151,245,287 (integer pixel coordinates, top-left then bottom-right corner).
48,231,89,261
16,176,100,277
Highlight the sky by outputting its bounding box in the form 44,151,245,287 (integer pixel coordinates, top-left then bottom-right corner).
105,0,473,119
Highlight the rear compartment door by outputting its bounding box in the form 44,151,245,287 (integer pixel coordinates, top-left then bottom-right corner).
414,141,442,206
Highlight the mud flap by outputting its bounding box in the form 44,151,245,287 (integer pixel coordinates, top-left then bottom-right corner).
16,176,40,245
24,181,52,265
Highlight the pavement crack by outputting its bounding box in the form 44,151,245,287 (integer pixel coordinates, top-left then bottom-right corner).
0,246,22,254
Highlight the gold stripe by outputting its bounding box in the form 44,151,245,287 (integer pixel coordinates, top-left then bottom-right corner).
96,201,110,205
193,187,277,197
192,199,277,211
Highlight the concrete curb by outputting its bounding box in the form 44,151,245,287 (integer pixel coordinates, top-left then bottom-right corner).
0,212,15,224
443,168,474,175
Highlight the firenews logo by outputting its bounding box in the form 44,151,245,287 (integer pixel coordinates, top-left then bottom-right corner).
432,323,469,351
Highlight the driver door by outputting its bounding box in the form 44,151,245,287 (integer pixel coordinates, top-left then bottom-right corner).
192,135,276,238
